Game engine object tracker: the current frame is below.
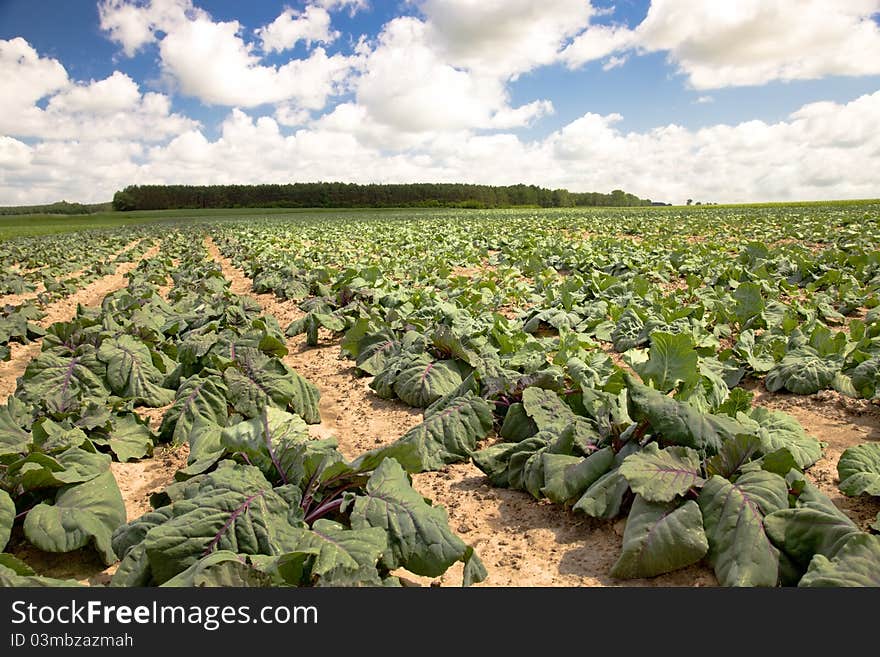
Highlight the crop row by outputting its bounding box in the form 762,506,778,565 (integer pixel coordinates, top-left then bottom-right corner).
1,228,483,587
206,205,880,585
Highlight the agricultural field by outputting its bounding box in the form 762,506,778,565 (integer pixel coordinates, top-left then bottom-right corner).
1,203,879,587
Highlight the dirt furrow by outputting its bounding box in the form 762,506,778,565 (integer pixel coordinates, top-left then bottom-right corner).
0,238,142,308
203,235,717,587
204,236,424,456
0,241,160,403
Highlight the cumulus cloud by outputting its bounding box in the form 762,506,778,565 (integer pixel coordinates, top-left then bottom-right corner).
98,0,206,56
4,2,880,206
561,25,636,68
256,6,339,53
635,0,880,88
420,0,595,78
0,37,69,110
100,0,358,111
353,15,556,133
0,39,196,141
5,90,878,205
157,17,353,108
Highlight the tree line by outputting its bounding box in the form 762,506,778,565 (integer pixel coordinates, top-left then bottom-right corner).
111,183,656,211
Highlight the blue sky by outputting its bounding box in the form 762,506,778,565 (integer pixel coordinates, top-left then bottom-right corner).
1,1,879,204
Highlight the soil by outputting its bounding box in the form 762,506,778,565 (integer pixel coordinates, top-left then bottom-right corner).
4,236,877,587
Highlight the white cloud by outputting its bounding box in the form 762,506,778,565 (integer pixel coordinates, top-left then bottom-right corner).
353,16,554,133
274,105,312,127
695,95,714,104
562,25,636,68
101,1,358,112
47,71,141,114
602,55,629,71
98,0,206,56
256,5,339,53
635,0,880,88
157,17,354,108
420,0,596,79
0,39,196,141
0,37,69,110
315,0,369,14
0,137,33,171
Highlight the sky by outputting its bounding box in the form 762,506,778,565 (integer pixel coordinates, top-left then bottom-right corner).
1,0,879,206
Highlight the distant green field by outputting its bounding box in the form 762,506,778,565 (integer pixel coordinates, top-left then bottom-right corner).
0,206,454,240
2,199,878,240
0,213,168,239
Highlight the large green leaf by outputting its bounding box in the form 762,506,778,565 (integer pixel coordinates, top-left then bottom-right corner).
31,418,89,453
633,332,700,393
541,447,615,505
177,417,226,477
764,484,861,570
159,374,228,445
706,434,762,478
610,496,708,579
113,464,305,584
471,436,547,487
837,443,880,497
521,387,573,432
743,407,822,469
23,470,126,565
161,550,274,587
279,519,388,584
17,350,109,414
572,468,630,519
765,349,842,395
0,564,82,587
850,357,880,399
799,533,880,587
619,443,705,502
350,458,483,581
698,471,789,586
223,347,320,423
393,358,463,408
219,407,310,483
498,402,538,442
375,394,493,471
105,413,154,462
0,489,13,552
733,282,765,326
625,373,747,455
0,397,31,458
9,448,110,491
97,335,175,407
733,330,776,374
353,331,400,375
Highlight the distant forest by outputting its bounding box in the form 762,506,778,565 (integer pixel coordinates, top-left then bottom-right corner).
111,183,659,210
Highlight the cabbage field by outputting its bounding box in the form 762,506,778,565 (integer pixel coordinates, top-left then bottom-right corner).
1,203,879,587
